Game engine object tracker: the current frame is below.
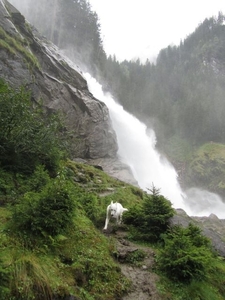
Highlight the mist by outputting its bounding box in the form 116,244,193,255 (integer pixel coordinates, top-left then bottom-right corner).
84,74,225,219
185,188,225,219
7,0,225,219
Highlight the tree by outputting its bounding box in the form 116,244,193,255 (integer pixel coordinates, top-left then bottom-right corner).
19,0,106,73
157,224,213,282
123,186,175,242
0,79,68,174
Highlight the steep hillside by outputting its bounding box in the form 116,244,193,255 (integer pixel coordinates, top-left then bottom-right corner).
184,143,225,197
1,2,225,299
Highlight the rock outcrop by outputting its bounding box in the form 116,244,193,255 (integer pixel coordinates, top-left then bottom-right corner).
0,0,117,159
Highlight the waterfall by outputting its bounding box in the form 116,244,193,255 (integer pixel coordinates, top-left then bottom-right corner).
84,73,225,219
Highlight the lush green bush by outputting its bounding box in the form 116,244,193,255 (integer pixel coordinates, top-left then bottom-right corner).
123,186,175,242
157,223,213,283
27,164,51,192
0,259,10,299
11,172,76,237
0,168,15,204
79,193,101,223
0,79,69,175
0,165,52,206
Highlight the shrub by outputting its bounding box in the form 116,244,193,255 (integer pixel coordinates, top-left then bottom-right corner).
141,187,175,241
124,249,146,266
123,186,175,242
27,165,51,192
0,168,15,204
79,193,100,223
0,79,69,175
37,180,75,236
0,258,10,299
157,224,213,283
123,203,144,224
11,173,76,237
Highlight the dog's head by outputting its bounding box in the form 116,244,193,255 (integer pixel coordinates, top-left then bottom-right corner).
109,201,117,217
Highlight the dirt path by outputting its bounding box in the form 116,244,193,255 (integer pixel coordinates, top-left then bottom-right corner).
109,230,162,300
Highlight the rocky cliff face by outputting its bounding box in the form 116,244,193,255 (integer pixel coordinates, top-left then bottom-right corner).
0,0,118,159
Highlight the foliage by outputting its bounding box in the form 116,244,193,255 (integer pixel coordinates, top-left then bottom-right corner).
1,9,225,294
27,164,51,192
123,185,175,242
0,79,68,175
157,276,225,300
123,249,146,266
11,171,76,237
0,155,225,299
79,193,100,223
0,207,130,300
185,143,225,197
17,0,106,73
156,223,213,283
2,252,61,300
0,26,39,69
96,13,225,151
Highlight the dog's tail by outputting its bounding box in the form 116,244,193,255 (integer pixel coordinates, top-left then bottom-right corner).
123,208,128,212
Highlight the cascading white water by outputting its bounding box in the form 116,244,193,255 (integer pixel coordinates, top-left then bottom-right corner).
85,73,225,219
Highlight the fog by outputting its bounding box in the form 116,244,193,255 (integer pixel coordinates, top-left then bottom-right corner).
10,0,225,62
7,0,225,218
85,73,225,219
86,0,225,62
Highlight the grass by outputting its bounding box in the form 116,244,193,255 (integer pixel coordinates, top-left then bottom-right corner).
0,207,130,299
0,26,39,70
157,262,225,300
0,160,134,299
187,142,225,196
1,160,225,299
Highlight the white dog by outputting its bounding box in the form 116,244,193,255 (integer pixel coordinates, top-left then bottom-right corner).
103,201,128,230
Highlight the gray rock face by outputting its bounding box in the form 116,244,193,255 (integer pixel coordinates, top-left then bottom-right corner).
87,157,138,186
0,0,118,159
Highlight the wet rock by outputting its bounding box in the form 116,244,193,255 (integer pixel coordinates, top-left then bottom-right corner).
0,0,118,159
87,157,138,186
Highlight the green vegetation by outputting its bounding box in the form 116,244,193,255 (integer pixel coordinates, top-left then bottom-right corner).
0,26,39,69
19,0,106,73
0,80,225,299
122,249,146,266
0,79,67,175
186,143,225,197
157,223,213,282
16,0,225,198
123,186,175,242
99,13,225,150
0,79,131,299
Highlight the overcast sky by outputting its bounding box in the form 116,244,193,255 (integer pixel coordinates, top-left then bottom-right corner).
88,0,225,62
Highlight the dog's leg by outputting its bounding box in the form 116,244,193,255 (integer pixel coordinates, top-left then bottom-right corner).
119,208,128,225
118,213,122,225
103,205,110,230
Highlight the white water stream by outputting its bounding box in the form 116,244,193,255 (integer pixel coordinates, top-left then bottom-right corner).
84,73,225,219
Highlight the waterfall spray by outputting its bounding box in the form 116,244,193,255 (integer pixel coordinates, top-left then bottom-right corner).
84,73,225,219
